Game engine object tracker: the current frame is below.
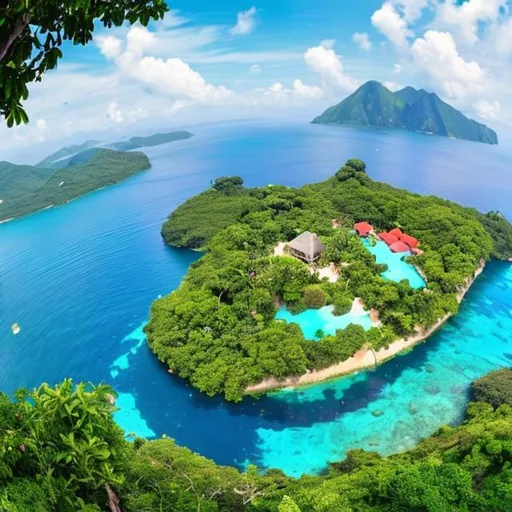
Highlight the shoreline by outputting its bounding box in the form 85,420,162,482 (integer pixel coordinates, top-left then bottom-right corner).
246,259,486,394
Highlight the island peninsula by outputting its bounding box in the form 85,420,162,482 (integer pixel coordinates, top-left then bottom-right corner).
146,160,512,401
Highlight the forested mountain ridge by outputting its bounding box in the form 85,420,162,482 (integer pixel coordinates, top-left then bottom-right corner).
313,81,498,145
0,149,150,222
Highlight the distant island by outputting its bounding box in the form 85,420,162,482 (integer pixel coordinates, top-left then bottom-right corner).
105,130,193,151
38,130,193,168
0,149,150,222
312,81,498,145
146,159,512,402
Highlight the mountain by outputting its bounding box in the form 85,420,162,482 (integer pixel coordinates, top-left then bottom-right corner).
312,81,498,145
38,131,194,169
36,140,101,168
0,149,150,222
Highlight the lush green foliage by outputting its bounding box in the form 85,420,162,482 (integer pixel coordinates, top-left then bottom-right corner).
0,149,150,221
0,379,127,511
148,160,512,401
3,378,512,511
472,368,512,408
0,0,167,125
313,81,498,145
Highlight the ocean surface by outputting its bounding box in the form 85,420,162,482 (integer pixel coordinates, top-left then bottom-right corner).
1,121,512,477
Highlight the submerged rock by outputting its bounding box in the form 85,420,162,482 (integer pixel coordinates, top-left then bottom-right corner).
371,409,384,417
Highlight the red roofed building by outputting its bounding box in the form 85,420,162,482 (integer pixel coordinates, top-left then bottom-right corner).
390,241,410,253
354,221,373,237
389,228,403,239
400,233,419,249
379,232,399,246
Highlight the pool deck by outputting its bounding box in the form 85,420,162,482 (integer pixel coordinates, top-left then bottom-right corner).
246,260,485,394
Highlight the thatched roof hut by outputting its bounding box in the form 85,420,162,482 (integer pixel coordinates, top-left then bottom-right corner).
287,231,325,263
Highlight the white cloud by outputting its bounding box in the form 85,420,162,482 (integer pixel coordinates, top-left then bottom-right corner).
230,7,257,36
435,0,508,45
126,25,157,55
371,2,412,50
96,36,122,59
292,79,324,99
106,102,124,123
249,64,261,74
304,42,358,96
493,17,512,55
474,99,501,120
383,81,402,91
393,63,402,73
352,32,372,51
262,79,323,104
411,30,485,100
390,0,431,23
111,26,233,104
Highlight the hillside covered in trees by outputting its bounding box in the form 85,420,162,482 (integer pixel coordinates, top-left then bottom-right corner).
148,160,512,401
312,81,498,145
0,149,150,222
1,373,511,511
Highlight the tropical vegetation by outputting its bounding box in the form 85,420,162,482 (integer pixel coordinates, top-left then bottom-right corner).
472,368,512,409
147,159,512,401
0,0,168,125
1,377,512,511
0,149,150,222
312,81,498,145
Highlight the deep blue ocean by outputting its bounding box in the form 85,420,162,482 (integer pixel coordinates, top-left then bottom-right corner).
1,121,512,477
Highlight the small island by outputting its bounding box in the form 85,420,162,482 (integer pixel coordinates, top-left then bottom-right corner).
312,81,498,145
0,148,150,222
146,159,512,401
37,130,193,168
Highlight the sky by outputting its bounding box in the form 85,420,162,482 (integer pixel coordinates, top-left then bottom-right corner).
3,0,512,158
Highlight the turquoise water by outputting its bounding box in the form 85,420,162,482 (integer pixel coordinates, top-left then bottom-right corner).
1,121,511,477
275,304,375,339
363,239,426,289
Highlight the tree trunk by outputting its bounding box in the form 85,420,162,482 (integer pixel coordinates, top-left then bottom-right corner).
105,484,122,512
0,15,30,62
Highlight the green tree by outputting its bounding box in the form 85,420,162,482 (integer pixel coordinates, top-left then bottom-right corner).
278,495,302,512
0,0,168,125
472,368,512,408
0,379,127,510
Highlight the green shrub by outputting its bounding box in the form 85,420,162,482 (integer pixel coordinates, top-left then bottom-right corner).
472,368,512,408
303,285,327,309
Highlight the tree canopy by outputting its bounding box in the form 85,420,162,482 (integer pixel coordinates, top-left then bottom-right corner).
472,368,512,409
0,0,168,125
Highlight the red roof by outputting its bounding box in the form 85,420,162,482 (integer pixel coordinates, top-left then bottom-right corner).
389,228,403,238
354,221,373,236
400,233,419,249
390,241,410,253
379,232,399,246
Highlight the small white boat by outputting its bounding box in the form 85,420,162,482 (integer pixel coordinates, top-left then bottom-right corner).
11,323,20,335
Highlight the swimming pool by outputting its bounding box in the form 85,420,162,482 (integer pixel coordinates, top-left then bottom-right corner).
362,239,426,289
275,304,376,340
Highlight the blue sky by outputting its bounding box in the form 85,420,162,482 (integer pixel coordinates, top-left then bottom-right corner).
3,0,512,157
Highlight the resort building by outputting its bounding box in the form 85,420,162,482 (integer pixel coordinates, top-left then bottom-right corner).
354,221,374,237
379,227,420,253
287,231,326,263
